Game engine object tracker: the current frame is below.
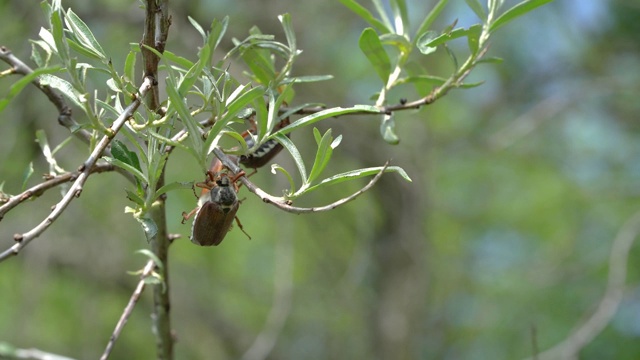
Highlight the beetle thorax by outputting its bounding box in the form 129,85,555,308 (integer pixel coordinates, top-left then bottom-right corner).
210,177,237,211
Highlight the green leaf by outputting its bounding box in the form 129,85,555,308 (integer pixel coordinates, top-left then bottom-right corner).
465,0,487,20
416,30,438,55
466,24,483,55
209,17,229,53
390,0,409,36
477,56,504,64
338,0,390,34
112,140,142,173
422,27,473,49
38,74,84,108
166,77,203,159
104,157,147,184
274,105,380,136
155,181,194,200
135,249,164,271
21,162,34,192
65,9,107,62
380,114,400,144
159,49,194,69
489,0,554,33
359,28,391,83
371,0,394,31
50,10,70,65
206,86,264,154
279,13,296,52
305,165,412,192
379,33,412,55
284,75,334,84
124,50,137,82
274,133,307,183
0,67,61,113
415,0,449,44
239,42,276,86
179,44,210,94
188,16,206,42
307,128,334,184
270,164,297,196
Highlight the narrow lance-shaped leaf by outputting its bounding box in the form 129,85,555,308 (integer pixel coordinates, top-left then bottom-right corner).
338,0,391,34
274,133,307,185
305,165,412,193
274,105,379,136
415,0,449,44
359,28,391,83
465,0,487,20
65,9,107,61
307,128,335,184
489,0,554,33
390,0,410,36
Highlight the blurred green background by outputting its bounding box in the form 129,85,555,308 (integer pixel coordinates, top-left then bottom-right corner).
1,0,639,359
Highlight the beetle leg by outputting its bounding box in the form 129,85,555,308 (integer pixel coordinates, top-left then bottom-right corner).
181,207,199,224
234,216,251,240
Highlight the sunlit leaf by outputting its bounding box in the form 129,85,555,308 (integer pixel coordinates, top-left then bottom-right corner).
338,0,390,34
274,133,307,183
465,0,487,20
415,0,449,43
489,0,554,33
274,105,379,136
359,28,391,83
65,9,107,62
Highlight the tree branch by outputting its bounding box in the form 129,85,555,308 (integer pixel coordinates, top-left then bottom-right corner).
0,76,154,263
140,1,173,359
0,164,116,221
100,259,156,360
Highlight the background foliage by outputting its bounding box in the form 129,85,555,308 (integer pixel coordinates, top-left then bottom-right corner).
1,0,639,359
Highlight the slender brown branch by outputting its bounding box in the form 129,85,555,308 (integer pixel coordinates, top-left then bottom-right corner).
212,148,389,214
140,1,173,359
101,259,156,360
0,164,116,221
0,76,154,263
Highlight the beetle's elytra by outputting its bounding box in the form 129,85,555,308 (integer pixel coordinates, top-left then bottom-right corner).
182,158,249,246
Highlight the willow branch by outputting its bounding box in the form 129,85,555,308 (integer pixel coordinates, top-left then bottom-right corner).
0,164,116,221
100,259,156,360
0,76,154,263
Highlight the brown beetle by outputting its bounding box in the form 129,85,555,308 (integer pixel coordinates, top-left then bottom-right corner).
239,116,290,169
182,159,249,246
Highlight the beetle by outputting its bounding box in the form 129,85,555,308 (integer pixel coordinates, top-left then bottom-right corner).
182,158,249,246
239,116,291,170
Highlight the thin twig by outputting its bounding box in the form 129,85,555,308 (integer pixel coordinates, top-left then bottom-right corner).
0,76,154,263
526,211,640,360
212,148,389,214
0,164,116,221
100,260,156,360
